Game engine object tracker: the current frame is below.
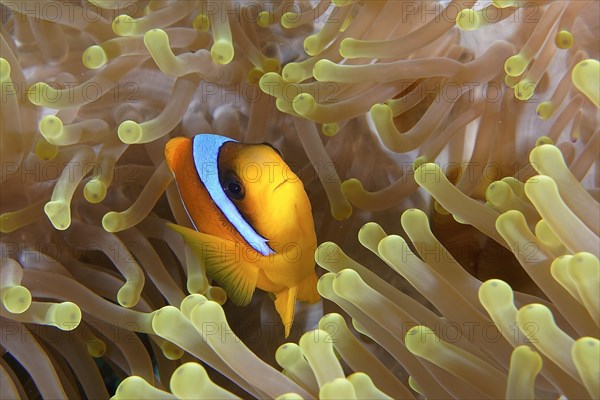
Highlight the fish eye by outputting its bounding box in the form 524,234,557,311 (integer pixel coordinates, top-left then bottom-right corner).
228,182,242,195
221,171,245,200
262,142,283,157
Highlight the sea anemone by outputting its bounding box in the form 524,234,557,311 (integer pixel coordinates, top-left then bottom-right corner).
0,0,598,398
314,142,598,398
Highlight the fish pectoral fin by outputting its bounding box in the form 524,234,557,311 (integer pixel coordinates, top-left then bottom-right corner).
296,272,320,304
274,286,298,338
167,223,258,306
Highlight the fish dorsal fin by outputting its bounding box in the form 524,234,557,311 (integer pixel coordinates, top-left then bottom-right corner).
164,137,189,173
275,287,298,338
167,223,258,306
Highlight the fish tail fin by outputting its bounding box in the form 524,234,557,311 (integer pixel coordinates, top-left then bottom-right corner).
296,272,320,304
275,287,297,338
164,137,190,173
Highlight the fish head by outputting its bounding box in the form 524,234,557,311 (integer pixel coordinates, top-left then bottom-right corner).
218,141,316,252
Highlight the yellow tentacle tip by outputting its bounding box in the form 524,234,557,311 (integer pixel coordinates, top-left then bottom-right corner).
281,63,304,83
275,98,296,115
317,274,335,298
478,279,514,306
535,136,553,146
102,211,123,233
180,294,208,319
400,208,428,228
112,14,137,36
340,178,363,197
211,40,234,65
322,123,340,136
412,156,427,171
292,93,316,117
44,201,71,230
276,393,304,400
257,11,274,28
247,68,264,84
85,337,106,358
370,103,393,121
118,120,143,144
332,0,355,7
315,242,341,266
303,35,318,56
572,59,599,108
332,201,352,221
320,378,356,399
0,57,11,81
192,13,210,31
144,28,168,45
39,115,64,143
82,45,108,69
332,269,361,295
504,74,520,89
555,30,574,50
515,80,536,101
405,325,437,353
170,363,206,397
338,38,359,58
161,340,184,360
117,281,142,308
170,362,237,398
281,12,300,29
27,82,50,106
505,54,529,77
491,0,517,8
485,180,511,208
35,138,58,161
572,337,600,399
318,313,346,333
536,101,554,119
414,162,442,185
507,345,543,399
456,9,480,31
51,302,82,330
262,58,281,74
340,14,353,32
312,59,336,82
88,0,120,9
114,376,166,399
516,303,554,326
258,72,281,95
84,178,108,203
2,285,32,314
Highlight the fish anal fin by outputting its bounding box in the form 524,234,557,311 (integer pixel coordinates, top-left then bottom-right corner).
164,137,190,173
296,272,320,304
275,286,298,338
167,223,258,306
261,254,314,288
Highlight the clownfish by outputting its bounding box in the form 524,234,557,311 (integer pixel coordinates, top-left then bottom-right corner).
164,134,320,337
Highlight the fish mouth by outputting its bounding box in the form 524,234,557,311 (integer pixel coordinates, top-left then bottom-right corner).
273,178,289,192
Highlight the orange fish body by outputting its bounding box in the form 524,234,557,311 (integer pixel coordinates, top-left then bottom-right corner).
165,134,319,337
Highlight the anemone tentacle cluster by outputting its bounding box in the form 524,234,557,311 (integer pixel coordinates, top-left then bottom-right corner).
0,0,598,398
314,143,598,398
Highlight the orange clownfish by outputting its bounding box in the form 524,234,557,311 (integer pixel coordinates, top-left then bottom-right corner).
165,134,320,337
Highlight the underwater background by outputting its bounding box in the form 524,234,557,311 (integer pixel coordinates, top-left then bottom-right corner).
0,0,599,399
